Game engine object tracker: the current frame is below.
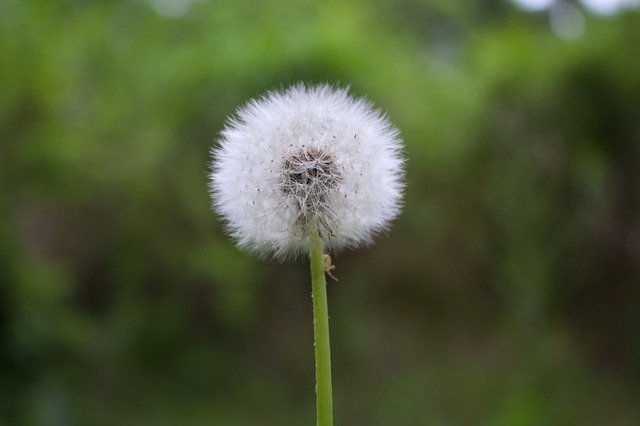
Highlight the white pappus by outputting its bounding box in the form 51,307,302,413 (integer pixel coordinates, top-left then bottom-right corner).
209,83,405,259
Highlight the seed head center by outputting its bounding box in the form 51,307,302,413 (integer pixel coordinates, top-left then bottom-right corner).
281,148,341,221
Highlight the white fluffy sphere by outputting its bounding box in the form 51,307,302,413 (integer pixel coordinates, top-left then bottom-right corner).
209,84,404,259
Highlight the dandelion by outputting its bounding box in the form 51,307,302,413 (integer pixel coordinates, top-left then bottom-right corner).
210,84,404,259
209,83,404,425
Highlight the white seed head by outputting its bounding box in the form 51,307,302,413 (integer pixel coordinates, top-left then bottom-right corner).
209,83,404,259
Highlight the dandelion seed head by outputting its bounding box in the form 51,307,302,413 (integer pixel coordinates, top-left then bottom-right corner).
209,83,404,259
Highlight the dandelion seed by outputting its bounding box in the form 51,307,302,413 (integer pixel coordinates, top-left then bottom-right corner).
209,83,404,259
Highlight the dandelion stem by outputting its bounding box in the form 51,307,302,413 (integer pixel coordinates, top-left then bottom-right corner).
309,229,333,426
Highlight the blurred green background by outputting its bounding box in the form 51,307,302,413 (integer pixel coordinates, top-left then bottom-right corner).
1,0,640,424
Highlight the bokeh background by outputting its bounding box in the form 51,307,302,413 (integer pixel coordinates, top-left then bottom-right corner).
1,0,640,424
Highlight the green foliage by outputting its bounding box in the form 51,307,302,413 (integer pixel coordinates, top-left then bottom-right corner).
1,0,639,424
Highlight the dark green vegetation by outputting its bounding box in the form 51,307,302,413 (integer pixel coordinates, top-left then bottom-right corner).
1,0,639,424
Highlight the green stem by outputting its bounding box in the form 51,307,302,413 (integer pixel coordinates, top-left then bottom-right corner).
309,229,333,426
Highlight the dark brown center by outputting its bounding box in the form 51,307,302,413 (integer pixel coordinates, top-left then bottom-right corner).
281,148,340,197
281,148,341,231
